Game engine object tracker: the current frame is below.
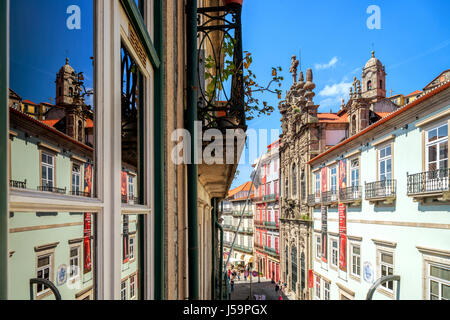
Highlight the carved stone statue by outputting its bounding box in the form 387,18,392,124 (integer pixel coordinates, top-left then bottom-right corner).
290,55,300,84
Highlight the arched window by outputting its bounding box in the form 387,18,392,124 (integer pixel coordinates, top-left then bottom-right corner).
380,80,383,89
58,86,62,97
292,164,297,196
301,169,306,201
78,120,83,142
367,80,372,90
291,246,298,291
285,173,289,198
351,115,357,135
300,252,305,293
69,87,74,97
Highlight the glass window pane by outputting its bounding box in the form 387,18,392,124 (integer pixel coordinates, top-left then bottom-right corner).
380,149,385,158
10,0,96,198
438,125,448,139
428,145,437,163
429,129,437,142
430,265,450,281
440,142,448,161
443,284,450,300
430,280,439,294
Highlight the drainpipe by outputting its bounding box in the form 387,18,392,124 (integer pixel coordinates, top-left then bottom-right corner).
153,0,165,300
215,200,224,300
186,0,199,300
0,0,9,300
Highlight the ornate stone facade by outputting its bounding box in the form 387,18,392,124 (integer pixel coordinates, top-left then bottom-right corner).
279,52,398,300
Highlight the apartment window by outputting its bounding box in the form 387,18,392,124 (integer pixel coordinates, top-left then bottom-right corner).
315,275,321,299
330,166,337,192
428,264,449,300
41,152,55,188
316,235,322,259
330,238,338,268
130,275,137,299
351,159,360,187
426,123,448,171
36,254,52,295
379,251,394,292
129,236,135,261
324,280,330,300
315,172,321,194
121,280,128,300
69,246,80,280
351,244,361,278
72,164,81,193
128,175,134,200
379,145,392,181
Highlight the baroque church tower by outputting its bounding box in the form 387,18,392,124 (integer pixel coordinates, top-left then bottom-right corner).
54,58,89,143
361,51,386,101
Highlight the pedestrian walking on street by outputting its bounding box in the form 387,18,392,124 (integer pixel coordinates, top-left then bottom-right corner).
231,279,235,292
275,284,279,292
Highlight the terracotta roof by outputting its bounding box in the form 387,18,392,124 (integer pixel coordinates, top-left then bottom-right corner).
318,112,348,124
405,90,422,97
9,107,93,152
41,119,60,127
375,112,391,119
22,99,38,105
308,80,450,165
86,119,94,128
228,181,254,198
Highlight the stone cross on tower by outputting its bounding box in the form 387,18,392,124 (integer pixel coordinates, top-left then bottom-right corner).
290,55,300,84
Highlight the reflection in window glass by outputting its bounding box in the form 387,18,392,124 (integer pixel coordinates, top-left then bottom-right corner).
10,0,95,198
121,214,141,300
9,212,96,300
9,0,96,300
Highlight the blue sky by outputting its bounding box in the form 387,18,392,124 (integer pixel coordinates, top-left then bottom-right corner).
10,0,94,105
231,0,450,189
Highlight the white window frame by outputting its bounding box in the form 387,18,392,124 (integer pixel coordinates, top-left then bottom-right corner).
72,163,81,194
323,279,330,300
129,235,135,262
315,235,322,260
121,280,128,300
41,152,55,188
315,275,321,299
330,237,339,269
350,242,361,280
378,144,392,181
36,253,53,297
375,246,396,298
427,262,449,300
130,274,137,300
330,166,337,193
425,122,448,172
350,158,360,187
69,245,81,282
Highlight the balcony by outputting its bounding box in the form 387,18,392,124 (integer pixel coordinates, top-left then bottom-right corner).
365,179,397,204
407,168,450,202
232,211,253,218
264,246,279,257
263,194,278,202
10,179,27,189
322,190,338,206
122,195,139,205
37,185,66,195
234,244,253,254
339,186,362,206
264,221,278,230
71,190,91,198
223,224,233,231
307,192,321,207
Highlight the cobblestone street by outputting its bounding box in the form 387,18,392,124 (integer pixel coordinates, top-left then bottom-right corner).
230,278,290,300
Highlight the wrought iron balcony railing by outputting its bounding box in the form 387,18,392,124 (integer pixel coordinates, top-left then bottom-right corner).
38,186,66,195
254,220,264,227
407,168,449,195
234,244,253,254
264,246,279,256
263,194,278,202
71,190,91,197
197,4,245,131
222,224,233,230
322,190,338,204
10,179,27,189
264,221,278,229
365,180,397,200
339,186,362,203
307,192,321,206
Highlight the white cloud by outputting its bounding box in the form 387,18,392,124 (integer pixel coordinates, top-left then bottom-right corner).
318,79,352,111
319,81,352,97
315,56,339,70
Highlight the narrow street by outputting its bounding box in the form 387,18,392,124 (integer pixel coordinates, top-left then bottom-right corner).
230,278,290,300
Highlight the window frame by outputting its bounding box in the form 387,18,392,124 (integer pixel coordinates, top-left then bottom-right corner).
378,143,393,181
329,236,339,270
40,151,55,189
425,121,448,172
350,242,361,281
375,244,396,298
69,244,82,283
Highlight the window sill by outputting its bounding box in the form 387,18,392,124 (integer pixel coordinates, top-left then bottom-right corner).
377,287,395,299
36,289,54,300
367,195,396,205
349,273,361,283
